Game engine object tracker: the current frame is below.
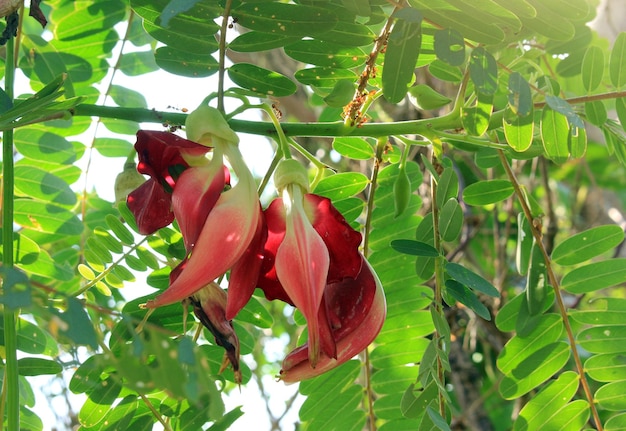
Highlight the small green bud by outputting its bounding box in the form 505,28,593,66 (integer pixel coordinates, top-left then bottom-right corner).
114,162,145,206
185,104,239,146
393,165,411,218
274,159,309,193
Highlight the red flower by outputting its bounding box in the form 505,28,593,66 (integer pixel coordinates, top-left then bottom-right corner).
127,131,211,235
280,258,386,383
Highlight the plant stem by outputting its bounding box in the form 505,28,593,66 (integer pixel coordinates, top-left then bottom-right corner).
361,138,385,431
217,0,234,113
430,155,447,418
2,32,20,431
497,150,603,431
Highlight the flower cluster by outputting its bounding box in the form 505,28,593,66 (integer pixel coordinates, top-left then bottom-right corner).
126,105,386,383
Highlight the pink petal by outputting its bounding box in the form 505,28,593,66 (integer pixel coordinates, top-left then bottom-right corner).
276,187,330,367
226,205,267,320
146,177,260,307
280,258,386,383
172,160,226,251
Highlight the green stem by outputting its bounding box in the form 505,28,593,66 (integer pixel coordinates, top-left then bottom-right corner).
2,33,20,431
430,156,447,418
362,137,385,431
217,0,234,113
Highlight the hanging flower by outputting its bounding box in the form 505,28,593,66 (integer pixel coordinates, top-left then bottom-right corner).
280,258,386,383
257,159,375,370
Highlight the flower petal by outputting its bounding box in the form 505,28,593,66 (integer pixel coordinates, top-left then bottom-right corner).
172,156,227,251
146,175,259,307
257,198,292,304
276,186,330,367
226,204,267,320
305,194,363,282
127,179,175,235
280,258,386,383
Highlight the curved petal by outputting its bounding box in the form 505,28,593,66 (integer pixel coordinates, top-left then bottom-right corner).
276,186,330,367
226,204,267,320
305,194,363,282
146,175,260,307
127,179,175,235
172,155,226,251
280,258,386,383
257,198,292,304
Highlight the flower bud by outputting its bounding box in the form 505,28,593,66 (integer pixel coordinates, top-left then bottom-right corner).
185,104,239,147
274,159,309,193
393,164,411,218
114,162,146,207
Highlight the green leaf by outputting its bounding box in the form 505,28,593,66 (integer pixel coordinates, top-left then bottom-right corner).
17,357,63,376
508,72,532,117
606,413,626,431
616,96,626,134
462,93,493,136
462,179,514,206
14,165,76,206
228,63,297,97
544,95,584,128
232,3,338,37
610,32,626,88
284,40,367,68
313,172,369,201
561,258,626,294
51,298,99,349
435,167,458,209
499,341,570,399
159,0,206,27
14,199,82,235
439,198,463,242
469,47,498,96
229,32,299,53
106,214,135,245
155,46,219,77
551,224,624,265
568,125,587,159
294,67,357,88
332,137,375,160
445,279,491,320
383,15,422,103
569,298,626,326
445,262,500,297
428,59,463,82
584,100,608,127
316,22,378,47
581,45,604,93
324,80,356,108
118,51,160,76
596,381,626,411
540,106,570,164
408,84,452,110
109,85,147,108
525,241,547,316
401,380,438,418
504,106,534,152
14,128,77,164
585,353,626,382
514,371,579,431
391,239,440,257
433,28,465,66
370,338,430,368
578,326,626,354
516,213,533,275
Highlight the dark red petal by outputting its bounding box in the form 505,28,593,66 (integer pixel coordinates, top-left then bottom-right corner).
305,194,363,282
226,205,268,320
135,130,210,186
127,179,174,235
257,198,292,304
